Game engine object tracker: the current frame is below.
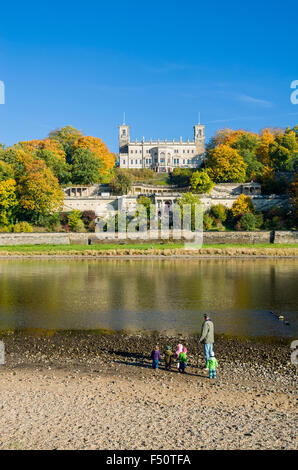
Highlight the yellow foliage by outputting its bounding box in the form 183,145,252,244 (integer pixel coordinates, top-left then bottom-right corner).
231,194,254,217
206,145,247,183
0,178,18,225
18,139,66,161
17,156,64,214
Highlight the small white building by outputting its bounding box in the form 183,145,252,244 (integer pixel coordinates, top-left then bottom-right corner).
118,121,205,172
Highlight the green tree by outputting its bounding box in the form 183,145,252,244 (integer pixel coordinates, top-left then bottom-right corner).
210,204,227,222
36,149,72,184
269,130,298,171
176,192,202,231
71,148,104,184
190,170,214,193
110,171,133,195
67,209,83,231
49,126,83,162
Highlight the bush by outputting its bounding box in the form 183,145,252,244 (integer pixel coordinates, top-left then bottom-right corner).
88,220,96,232
0,225,12,233
81,211,96,231
169,168,194,187
35,213,61,230
67,210,82,231
13,221,33,233
264,216,286,230
213,219,226,231
210,204,227,222
238,213,258,231
110,171,133,195
203,213,214,230
72,219,86,232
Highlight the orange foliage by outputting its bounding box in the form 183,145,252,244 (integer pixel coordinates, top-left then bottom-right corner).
72,136,115,175
257,128,282,165
18,139,66,160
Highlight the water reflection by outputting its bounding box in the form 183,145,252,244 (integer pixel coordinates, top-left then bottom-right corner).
0,259,297,338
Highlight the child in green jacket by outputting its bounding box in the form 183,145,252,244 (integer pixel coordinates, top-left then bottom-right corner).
178,347,188,373
206,351,218,379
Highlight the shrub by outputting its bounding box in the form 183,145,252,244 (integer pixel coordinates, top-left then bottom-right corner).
72,219,86,232
264,216,286,230
88,220,96,232
239,213,258,231
110,171,133,195
13,221,33,233
0,225,12,233
35,213,61,230
213,220,225,231
210,204,227,222
81,210,96,230
203,213,214,231
67,209,82,231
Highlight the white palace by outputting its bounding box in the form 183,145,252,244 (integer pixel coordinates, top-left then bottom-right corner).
118,120,205,172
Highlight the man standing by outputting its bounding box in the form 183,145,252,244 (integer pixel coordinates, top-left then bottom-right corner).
199,314,214,370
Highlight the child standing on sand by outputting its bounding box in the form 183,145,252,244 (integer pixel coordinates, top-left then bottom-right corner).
178,347,188,373
151,345,161,370
175,343,183,369
164,346,174,371
206,351,218,379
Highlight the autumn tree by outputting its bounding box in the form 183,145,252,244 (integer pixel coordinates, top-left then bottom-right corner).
35,148,72,184
256,128,277,166
0,160,15,182
231,194,254,218
269,129,298,171
17,156,64,219
206,145,247,183
0,178,18,226
49,126,83,161
71,136,115,180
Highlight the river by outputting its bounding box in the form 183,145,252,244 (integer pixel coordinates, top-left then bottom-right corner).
0,259,297,339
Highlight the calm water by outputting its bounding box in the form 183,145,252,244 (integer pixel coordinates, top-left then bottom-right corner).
0,259,297,339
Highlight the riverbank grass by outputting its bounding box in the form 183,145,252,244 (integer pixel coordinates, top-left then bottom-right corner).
0,243,297,256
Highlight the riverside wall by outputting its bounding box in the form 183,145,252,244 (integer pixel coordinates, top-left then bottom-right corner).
0,231,296,245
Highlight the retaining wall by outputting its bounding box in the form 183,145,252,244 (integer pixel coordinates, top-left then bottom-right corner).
0,231,296,246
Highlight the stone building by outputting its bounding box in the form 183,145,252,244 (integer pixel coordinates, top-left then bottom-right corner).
118,120,205,172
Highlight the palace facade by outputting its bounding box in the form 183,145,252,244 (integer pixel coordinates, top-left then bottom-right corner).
118,121,205,172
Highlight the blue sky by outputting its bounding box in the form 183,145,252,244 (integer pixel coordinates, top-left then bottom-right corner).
0,0,297,153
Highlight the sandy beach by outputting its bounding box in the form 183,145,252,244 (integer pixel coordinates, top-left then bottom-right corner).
0,333,296,450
